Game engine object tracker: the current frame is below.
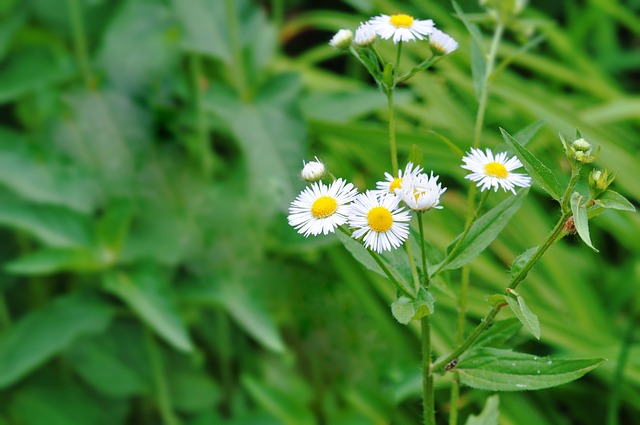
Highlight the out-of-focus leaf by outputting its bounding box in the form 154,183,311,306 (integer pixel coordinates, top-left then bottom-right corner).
5,247,105,275
242,375,315,425
0,292,114,388
96,200,135,254
471,318,522,349
500,128,562,201
171,0,230,59
0,11,25,60
301,89,411,123
465,395,500,425
102,269,193,352
571,192,598,252
456,348,605,391
167,354,221,413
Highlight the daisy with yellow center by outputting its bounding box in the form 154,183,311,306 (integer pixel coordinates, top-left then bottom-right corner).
376,162,423,196
288,178,359,237
398,172,447,211
368,13,435,43
348,191,411,253
461,148,532,194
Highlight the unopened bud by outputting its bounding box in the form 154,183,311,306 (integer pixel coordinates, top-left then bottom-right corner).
354,22,376,47
329,29,353,50
572,138,591,152
301,157,326,182
429,29,458,56
589,168,615,197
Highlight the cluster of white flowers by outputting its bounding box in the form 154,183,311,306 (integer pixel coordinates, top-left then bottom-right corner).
330,12,458,54
288,150,531,253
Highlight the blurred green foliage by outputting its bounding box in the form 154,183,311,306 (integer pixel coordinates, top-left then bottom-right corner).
0,0,638,424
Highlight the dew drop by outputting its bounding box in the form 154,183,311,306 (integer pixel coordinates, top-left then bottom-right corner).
547,360,553,365
533,356,538,360
537,370,541,374
511,362,516,366
516,383,527,388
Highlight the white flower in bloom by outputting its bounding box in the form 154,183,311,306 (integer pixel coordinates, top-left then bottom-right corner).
349,191,411,253
461,148,532,194
329,29,353,50
375,162,423,196
399,172,447,211
288,179,358,237
354,22,377,47
368,13,435,43
301,156,325,182
429,29,458,55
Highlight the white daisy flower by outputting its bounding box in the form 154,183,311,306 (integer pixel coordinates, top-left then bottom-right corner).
368,13,435,44
399,172,447,211
461,148,532,194
301,156,325,182
375,162,423,195
354,22,377,47
349,191,411,253
288,178,358,237
329,29,353,50
429,29,458,55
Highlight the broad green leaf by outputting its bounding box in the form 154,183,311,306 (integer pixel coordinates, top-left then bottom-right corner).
102,270,193,352
391,288,435,325
571,192,598,252
456,348,605,391
597,190,636,212
472,318,522,349
0,292,114,388
438,188,529,272
5,247,105,275
465,395,499,425
505,293,541,339
500,128,562,201
242,375,315,425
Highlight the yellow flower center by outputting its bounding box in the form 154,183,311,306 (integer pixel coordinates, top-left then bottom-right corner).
390,14,414,28
389,177,403,193
311,196,337,218
484,162,508,179
367,206,393,232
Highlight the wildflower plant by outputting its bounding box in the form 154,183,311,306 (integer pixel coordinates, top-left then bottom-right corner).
288,2,636,424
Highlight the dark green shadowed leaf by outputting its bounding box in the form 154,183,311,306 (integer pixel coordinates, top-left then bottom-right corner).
436,188,529,273
500,128,562,201
571,192,598,252
465,395,500,425
471,318,522,349
456,348,605,391
0,292,115,388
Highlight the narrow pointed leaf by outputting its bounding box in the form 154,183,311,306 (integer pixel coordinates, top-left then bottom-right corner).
570,192,598,252
500,128,562,201
597,190,636,212
505,294,541,339
456,348,605,391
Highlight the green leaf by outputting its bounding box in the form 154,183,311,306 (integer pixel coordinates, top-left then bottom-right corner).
5,247,105,275
456,348,605,391
465,395,499,425
597,190,636,212
167,354,221,413
504,292,541,339
0,292,114,388
171,0,231,60
96,200,135,253
470,39,486,102
391,288,435,325
437,188,529,272
242,375,315,425
571,192,598,252
509,246,537,278
500,128,562,201
102,269,193,352
472,318,522,349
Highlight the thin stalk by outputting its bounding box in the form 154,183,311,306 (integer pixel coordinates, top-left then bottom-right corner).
189,54,214,178
432,211,570,373
395,41,403,75
561,165,582,213
144,329,179,425
607,315,637,425
224,0,249,101
417,212,429,288
387,90,399,175
422,316,436,425
271,0,284,28
448,375,460,425
66,0,95,89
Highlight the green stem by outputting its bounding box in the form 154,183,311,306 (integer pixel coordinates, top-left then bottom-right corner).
422,316,436,425
405,239,421,293
189,54,214,178
387,90,399,175
432,211,570,373
417,212,429,288
448,374,460,425
224,0,249,101
561,165,582,213
395,41,403,75
144,329,179,425
66,0,95,89
607,315,637,425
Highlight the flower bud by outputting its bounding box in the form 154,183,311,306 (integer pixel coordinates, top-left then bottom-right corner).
571,138,591,152
429,29,458,56
589,169,615,197
329,29,353,50
301,157,326,182
480,0,527,22
354,22,376,47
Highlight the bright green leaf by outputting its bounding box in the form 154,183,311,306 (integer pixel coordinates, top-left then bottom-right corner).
571,192,598,252
505,293,541,339
456,348,605,391
391,288,435,325
465,395,500,425
597,190,636,212
500,128,562,201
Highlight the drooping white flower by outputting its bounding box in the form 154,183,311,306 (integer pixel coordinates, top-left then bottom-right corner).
368,13,435,43
375,162,423,196
354,22,377,47
329,29,353,50
399,172,447,211
429,29,458,55
348,191,411,253
288,179,358,237
301,156,325,182
461,148,532,194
